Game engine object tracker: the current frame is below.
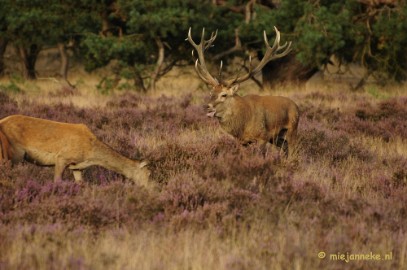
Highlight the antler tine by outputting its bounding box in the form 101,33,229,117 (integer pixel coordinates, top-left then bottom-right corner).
218,61,222,80
252,27,291,72
265,27,292,59
205,30,218,50
223,26,292,86
224,55,253,87
186,27,219,86
248,55,253,72
194,59,215,85
187,27,196,47
200,28,206,44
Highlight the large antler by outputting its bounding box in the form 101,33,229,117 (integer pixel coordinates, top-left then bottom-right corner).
223,26,292,86
186,27,219,86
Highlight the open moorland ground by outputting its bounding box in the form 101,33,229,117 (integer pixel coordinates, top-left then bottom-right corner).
0,74,406,270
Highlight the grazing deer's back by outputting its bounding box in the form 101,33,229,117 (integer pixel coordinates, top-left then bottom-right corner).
0,115,96,154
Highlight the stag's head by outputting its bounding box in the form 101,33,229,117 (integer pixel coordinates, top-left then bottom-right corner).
187,27,292,119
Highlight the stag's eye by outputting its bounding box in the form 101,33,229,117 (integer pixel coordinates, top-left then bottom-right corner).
221,93,227,98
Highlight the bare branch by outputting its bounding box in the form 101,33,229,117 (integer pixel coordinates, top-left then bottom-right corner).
148,37,165,91
213,28,242,61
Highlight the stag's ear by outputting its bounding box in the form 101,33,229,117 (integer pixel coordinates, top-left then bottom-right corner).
230,84,239,94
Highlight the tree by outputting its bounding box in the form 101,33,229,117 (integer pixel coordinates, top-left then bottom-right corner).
80,0,217,91
0,5,8,77
255,0,407,86
1,0,406,87
3,0,98,81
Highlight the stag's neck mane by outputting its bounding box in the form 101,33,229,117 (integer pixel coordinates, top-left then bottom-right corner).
218,95,250,138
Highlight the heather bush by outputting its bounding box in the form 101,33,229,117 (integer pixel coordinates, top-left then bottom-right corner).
299,119,372,163
338,97,407,141
1,88,407,269
0,92,19,117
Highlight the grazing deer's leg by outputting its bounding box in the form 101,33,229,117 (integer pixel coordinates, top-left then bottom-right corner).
54,157,68,182
11,146,25,163
69,161,94,170
72,170,83,182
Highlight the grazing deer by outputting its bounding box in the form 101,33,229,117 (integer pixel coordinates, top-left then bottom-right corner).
0,115,154,190
187,27,300,155
0,129,12,161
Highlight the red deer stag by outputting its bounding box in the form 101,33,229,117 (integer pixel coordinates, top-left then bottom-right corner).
187,27,300,155
0,115,155,190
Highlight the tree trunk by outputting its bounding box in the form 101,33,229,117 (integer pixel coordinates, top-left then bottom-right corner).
100,12,112,37
18,44,40,80
245,0,256,23
148,37,165,91
0,38,8,77
261,54,318,90
57,43,69,81
134,72,146,92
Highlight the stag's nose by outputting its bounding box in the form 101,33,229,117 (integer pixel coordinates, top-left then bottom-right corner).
206,103,216,118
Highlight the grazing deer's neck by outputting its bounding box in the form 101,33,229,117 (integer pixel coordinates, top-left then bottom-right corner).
91,141,150,185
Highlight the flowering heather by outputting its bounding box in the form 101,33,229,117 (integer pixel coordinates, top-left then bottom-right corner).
0,86,406,269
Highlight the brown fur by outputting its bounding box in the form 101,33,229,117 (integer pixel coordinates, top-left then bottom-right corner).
0,115,154,189
207,85,299,155
0,129,12,161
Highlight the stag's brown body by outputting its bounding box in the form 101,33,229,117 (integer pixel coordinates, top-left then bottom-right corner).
212,94,299,148
0,115,153,189
187,27,300,154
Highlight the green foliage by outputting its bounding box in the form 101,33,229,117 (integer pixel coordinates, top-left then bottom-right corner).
80,0,218,90
1,0,407,84
368,4,407,80
81,34,148,71
0,82,22,93
0,75,24,93
3,0,95,46
295,2,352,66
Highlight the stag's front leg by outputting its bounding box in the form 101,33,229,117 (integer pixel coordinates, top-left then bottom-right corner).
242,139,269,157
282,128,298,157
258,140,270,157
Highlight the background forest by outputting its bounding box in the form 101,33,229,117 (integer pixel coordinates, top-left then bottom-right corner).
0,0,406,89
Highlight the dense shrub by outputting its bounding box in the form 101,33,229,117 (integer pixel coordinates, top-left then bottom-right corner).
1,89,407,269
339,97,407,141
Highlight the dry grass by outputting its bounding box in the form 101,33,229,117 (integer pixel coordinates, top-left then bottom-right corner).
0,73,407,270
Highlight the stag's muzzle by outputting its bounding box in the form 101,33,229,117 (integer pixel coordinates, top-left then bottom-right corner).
207,104,216,118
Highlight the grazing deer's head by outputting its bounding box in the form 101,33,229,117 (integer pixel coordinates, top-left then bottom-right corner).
187,27,292,119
